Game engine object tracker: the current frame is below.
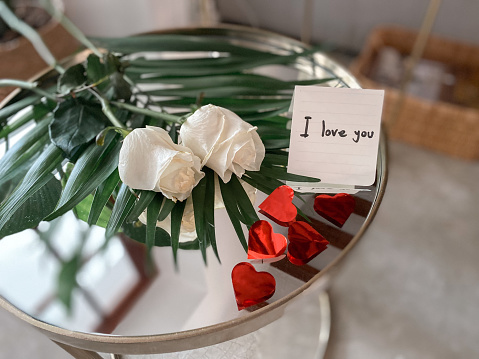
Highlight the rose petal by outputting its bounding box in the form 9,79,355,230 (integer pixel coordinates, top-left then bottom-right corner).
180,105,265,183
119,127,204,201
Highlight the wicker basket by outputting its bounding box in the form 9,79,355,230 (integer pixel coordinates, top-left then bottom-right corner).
350,26,479,160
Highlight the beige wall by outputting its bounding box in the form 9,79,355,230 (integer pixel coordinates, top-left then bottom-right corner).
216,0,479,51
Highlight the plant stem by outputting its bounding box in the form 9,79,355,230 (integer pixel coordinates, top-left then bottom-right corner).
89,90,126,129
0,80,58,101
40,0,103,58
0,1,64,74
111,101,182,124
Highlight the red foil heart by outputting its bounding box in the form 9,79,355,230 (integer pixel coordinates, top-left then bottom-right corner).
231,262,276,310
258,185,297,226
248,220,287,260
313,193,356,227
287,221,329,266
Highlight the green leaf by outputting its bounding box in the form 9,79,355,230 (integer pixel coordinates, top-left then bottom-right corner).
146,194,163,251
168,123,178,144
145,86,289,98
122,221,171,247
128,55,248,68
0,143,64,231
92,34,273,57
258,166,320,182
262,152,289,167
57,253,81,312
87,169,120,226
74,193,113,228
110,72,132,101
105,183,136,238
158,197,176,221
191,169,219,262
229,175,260,225
46,135,121,221
0,175,62,237
143,73,290,90
192,176,207,263
242,171,284,195
57,64,86,95
127,190,156,222
238,108,290,121
218,177,248,251
104,53,123,74
256,126,290,140
262,138,291,150
125,48,318,77
248,116,291,129
0,116,51,187
170,199,187,263
155,98,291,113
50,98,107,156
86,54,107,83
204,169,219,262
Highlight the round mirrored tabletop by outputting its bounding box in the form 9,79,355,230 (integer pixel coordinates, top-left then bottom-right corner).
0,25,387,357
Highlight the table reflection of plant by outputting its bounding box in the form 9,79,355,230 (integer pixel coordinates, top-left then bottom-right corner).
27,213,156,331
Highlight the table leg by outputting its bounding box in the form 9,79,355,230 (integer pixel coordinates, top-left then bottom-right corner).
52,340,104,359
314,291,332,359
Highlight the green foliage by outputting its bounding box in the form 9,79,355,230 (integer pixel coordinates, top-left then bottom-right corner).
50,98,108,156
0,144,64,232
86,54,107,83
46,134,121,220
57,64,86,95
192,168,218,263
0,29,333,265
57,253,81,312
105,183,136,239
76,192,112,228
0,116,51,187
146,194,163,252
170,199,187,263
0,175,62,237
87,169,119,226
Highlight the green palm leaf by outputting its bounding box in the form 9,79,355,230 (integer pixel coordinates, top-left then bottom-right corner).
0,143,64,231
46,135,121,221
105,183,136,238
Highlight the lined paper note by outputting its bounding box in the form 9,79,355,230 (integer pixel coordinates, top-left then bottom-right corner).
287,86,384,186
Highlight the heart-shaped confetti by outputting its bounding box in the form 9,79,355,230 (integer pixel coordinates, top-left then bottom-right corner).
231,262,276,310
248,220,287,261
313,193,356,227
287,221,329,266
258,185,297,226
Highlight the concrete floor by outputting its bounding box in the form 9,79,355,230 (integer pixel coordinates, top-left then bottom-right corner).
1,140,478,358
325,140,479,359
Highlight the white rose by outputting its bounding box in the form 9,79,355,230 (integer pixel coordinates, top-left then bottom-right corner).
179,104,265,183
119,126,204,201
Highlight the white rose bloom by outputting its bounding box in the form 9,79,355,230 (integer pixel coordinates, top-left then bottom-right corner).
179,104,265,183
119,126,204,201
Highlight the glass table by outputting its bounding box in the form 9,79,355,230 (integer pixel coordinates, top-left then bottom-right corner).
0,26,387,359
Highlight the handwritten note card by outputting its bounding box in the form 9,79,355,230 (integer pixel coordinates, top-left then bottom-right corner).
287,86,384,186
